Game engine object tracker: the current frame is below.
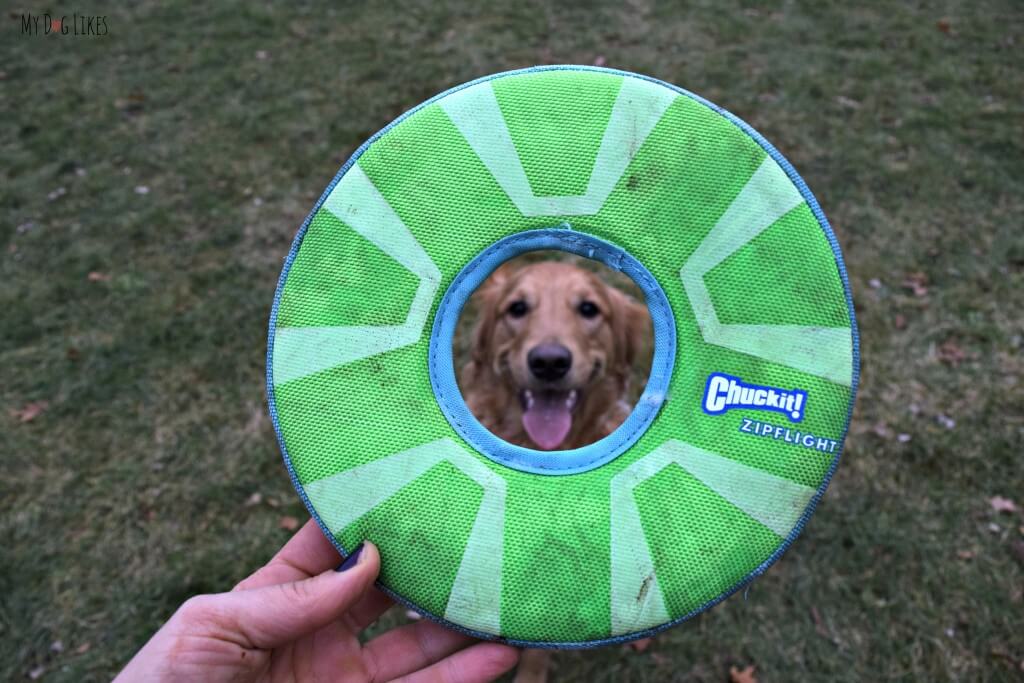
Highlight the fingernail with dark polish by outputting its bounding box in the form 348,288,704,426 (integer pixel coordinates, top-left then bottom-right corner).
336,543,365,572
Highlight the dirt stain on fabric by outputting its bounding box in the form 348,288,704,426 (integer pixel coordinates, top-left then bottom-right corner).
636,573,653,604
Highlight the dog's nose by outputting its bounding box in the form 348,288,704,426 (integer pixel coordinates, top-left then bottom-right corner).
528,343,572,381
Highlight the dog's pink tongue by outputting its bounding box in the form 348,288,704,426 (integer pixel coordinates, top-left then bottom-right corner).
522,393,572,450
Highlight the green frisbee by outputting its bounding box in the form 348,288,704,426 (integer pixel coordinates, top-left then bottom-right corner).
267,65,858,647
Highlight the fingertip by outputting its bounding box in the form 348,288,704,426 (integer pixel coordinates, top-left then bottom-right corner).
361,540,381,568
459,642,522,680
336,540,380,576
489,644,522,671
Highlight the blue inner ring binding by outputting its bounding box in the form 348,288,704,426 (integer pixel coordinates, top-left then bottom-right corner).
427,226,677,475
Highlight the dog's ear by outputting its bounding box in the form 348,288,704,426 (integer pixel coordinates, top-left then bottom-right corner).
466,263,514,370
460,263,516,426
608,286,651,386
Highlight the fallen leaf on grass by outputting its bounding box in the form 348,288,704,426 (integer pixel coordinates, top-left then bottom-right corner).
956,549,975,560
87,271,111,282
730,664,758,683
810,606,830,639
245,492,263,507
871,421,893,439
244,407,266,434
278,516,299,531
10,401,48,422
74,642,91,655
902,272,928,297
990,496,1018,513
1009,541,1024,568
894,314,906,330
114,91,146,113
628,637,652,652
936,18,952,34
937,339,967,366
835,95,861,110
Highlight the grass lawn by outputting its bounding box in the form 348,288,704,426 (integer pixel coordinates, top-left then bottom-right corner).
2,2,1022,680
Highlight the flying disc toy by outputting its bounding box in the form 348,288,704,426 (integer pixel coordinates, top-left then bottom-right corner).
267,66,858,647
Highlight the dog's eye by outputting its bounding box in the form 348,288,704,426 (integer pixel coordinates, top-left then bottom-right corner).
507,300,529,318
578,300,600,319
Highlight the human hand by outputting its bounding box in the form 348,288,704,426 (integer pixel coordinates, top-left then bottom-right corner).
116,519,520,682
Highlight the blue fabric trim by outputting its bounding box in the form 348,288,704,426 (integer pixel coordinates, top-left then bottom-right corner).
427,227,676,475
265,64,860,649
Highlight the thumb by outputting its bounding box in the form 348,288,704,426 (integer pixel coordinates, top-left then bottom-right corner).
196,541,380,649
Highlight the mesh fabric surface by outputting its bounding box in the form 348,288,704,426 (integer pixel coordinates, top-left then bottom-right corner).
267,66,857,647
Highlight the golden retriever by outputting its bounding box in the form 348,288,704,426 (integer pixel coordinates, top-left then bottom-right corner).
459,258,651,451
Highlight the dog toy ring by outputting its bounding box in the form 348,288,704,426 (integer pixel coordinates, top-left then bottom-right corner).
267,66,858,647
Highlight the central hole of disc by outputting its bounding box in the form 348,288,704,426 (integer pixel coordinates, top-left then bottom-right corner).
453,250,655,451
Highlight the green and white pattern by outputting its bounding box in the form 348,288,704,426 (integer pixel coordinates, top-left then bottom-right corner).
269,67,856,646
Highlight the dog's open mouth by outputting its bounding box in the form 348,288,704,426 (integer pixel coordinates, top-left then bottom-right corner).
520,388,579,450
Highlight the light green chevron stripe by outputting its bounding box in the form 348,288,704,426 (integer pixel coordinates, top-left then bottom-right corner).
304,438,506,635
609,439,816,634
679,157,853,385
439,77,676,216
609,461,670,635
493,72,620,197
272,165,442,386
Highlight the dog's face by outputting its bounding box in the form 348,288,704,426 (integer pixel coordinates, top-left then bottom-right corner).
466,260,650,450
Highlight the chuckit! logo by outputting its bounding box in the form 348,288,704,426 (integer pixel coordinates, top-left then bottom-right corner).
702,372,807,423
